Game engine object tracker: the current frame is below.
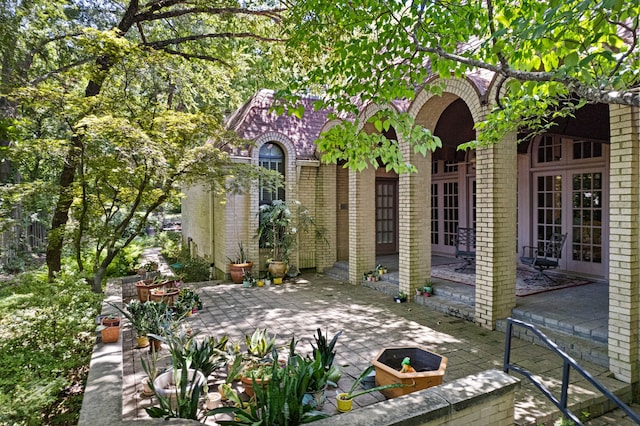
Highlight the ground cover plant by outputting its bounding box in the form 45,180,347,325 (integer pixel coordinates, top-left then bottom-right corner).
0,269,102,425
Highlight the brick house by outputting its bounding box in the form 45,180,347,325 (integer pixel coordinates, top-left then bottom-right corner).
182,78,640,385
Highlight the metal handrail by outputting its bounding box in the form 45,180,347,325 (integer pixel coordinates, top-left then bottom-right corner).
503,317,640,425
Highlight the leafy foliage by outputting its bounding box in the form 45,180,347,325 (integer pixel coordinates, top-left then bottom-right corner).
208,349,330,425
1,0,291,285
282,0,639,157
0,268,101,425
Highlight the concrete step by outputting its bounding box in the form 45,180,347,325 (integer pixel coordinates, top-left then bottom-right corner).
323,266,349,282
496,317,609,368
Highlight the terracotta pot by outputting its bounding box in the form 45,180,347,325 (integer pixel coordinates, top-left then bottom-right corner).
229,262,253,284
149,338,162,353
149,288,179,306
101,317,120,327
135,279,165,302
241,375,269,398
267,261,287,278
101,325,120,343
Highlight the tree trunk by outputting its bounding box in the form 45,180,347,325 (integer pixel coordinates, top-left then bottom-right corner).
45,1,140,280
92,266,107,293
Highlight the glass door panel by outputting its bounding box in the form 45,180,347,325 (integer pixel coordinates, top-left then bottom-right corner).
376,179,398,254
568,171,604,274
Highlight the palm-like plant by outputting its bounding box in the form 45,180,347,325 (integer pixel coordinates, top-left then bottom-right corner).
256,200,321,263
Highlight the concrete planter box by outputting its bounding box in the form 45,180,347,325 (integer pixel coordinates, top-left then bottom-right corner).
372,346,447,398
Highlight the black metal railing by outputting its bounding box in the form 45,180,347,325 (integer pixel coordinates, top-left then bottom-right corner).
503,317,640,426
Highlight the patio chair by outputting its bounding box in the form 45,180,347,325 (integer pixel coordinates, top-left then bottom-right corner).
454,228,476,272
520,233,567,284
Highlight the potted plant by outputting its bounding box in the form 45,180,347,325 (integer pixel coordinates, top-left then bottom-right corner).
310,328,342,385
141,349,161,396
175,287,202,316
393,291,408,303
149,283,180,306
111,300,151,347
256,200,320,278
144,301,174,353
423,280,434,296
228,242,253,284
233,328,278,396
335,365,408,412
242,270,256,288
97,314,121,343
135,276,177,302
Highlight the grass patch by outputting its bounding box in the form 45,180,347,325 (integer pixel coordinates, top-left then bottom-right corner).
0,268,102,425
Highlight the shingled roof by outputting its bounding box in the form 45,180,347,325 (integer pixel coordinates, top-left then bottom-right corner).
226,89,331,160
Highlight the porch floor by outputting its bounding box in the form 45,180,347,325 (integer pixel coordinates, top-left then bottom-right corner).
325,253,609,367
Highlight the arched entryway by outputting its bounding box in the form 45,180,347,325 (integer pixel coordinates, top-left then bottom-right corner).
430,98,477,256
517,103,610,279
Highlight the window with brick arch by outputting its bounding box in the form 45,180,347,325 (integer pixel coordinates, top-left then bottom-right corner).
259,142,285,205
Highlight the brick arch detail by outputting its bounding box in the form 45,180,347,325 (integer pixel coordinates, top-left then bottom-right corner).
357,102,403,132
409,77,488,127
251,132,297,164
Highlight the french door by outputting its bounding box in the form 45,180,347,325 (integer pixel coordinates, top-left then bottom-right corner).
375,179,398,254
532,169,606,276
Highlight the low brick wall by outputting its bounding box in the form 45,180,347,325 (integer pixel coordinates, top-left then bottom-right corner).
315,369,519,426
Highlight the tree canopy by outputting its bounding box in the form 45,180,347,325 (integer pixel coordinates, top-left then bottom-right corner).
281,0,639,169
1,0,292,286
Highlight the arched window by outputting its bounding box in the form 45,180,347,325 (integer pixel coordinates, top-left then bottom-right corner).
259,143,285,205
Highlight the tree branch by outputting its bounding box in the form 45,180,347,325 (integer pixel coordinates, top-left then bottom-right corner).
415,44,640,106
144,32,286,49
134,6,285,24
160,48,232,67
30,58,95,85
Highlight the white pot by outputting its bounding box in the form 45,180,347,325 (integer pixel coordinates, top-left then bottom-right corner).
205,392,222,409
153,369,206,407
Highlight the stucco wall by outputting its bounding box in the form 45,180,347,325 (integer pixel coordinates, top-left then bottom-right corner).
181,184,212,260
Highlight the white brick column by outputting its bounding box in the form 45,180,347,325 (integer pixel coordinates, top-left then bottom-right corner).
475,132,517,330
608,104,640,383
349,167,376,284
398,148,432,300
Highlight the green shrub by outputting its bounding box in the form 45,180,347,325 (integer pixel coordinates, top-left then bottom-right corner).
158,232,183,264
0,268,102,425
178,255,211,283
104,238,149,278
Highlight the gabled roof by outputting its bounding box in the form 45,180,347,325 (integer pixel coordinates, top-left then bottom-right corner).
226,89,330,160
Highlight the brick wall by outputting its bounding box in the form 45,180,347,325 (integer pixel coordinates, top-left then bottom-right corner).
349,167,376,284
608,104,640,383
316,163,337,271
336,167,350,260
398,145,432,299
474,133,518,330
297,165,318,269
314,369,518,426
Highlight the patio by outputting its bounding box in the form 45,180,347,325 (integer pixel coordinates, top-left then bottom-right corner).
79,251,638,425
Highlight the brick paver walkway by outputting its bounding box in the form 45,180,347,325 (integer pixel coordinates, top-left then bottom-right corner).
120,271,627,425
